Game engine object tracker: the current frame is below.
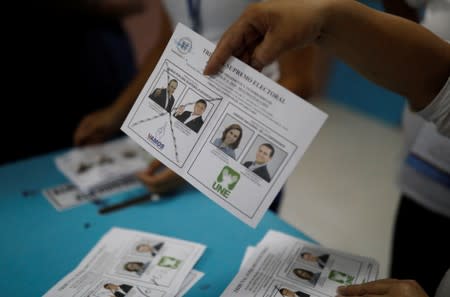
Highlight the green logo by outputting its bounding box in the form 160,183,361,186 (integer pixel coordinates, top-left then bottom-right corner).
157,256,181,269
212,166,240,198
328,270,354,285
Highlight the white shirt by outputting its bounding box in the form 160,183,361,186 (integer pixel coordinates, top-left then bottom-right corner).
246,161,267,171
418,77,450,137
183,113,201,124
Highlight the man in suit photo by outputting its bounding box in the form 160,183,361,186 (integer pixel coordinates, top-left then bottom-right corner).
104,283,132,297
243,143,274,183
149,79,178,112
301,252,330,269
173,99,207,133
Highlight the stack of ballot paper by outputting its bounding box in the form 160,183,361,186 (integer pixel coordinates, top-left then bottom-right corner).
222,230,379,297
44,227,206,297
55,137,153,193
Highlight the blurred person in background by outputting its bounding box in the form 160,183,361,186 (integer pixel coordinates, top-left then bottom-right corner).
2,0,147,165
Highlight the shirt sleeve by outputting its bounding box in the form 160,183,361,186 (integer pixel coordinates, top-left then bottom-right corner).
417,76,450,138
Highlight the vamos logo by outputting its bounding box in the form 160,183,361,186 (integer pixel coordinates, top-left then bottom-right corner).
147,123,167,150
212,166,240,198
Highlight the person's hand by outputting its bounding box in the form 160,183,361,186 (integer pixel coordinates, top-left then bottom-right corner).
153,88,162,97
204,0,329,75
136,159,186,193
337,279,429,297
174,105,185,116
74,105,124,146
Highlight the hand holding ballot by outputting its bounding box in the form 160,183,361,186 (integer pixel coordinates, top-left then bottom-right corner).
204,0,450,119
121,24,327,227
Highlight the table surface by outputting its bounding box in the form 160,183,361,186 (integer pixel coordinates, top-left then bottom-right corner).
0,151,314,297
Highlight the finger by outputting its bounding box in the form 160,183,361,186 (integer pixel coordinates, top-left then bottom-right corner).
338,279,399,296
136,166,172,186
136,169,181,193
204,34,235,75
252,29,292,69
74,130,93,146
204,19,252,75
73,124,90,146
74,116,96,146
146,159,162,175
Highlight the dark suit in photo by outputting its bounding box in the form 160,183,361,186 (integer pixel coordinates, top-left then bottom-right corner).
112,284,132,297
243,161,271,182
174,111,204,133
149,88,175,112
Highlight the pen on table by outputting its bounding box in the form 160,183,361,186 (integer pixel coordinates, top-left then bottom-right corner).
98,193,160,214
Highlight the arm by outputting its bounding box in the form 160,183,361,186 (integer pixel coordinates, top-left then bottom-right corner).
204,0,450,111
74,3,173,145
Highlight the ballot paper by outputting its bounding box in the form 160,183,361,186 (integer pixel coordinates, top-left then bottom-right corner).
121,23,327,227
43,176,142,211
44,227,206,297
239,246,256,270
55,137,153,192
221,230,379,297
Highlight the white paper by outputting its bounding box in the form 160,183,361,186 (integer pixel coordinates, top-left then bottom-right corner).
221,230,378,297
55,137,153,192
121,23,327,227
43,176,142,211
240,246,255,270
44,227,206,297
175,270,204,297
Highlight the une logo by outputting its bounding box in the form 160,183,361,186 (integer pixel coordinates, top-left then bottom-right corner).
212,166,240,198
176,37,192,55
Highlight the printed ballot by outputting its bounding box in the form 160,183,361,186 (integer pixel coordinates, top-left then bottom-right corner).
223,230,378,297
43,177,143,211
121,23,327,227
44,227,205,297
55,137,152,193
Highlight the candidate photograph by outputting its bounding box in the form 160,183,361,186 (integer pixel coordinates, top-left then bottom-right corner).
241,136,287,183
210,114,254,160
298,248,330,269
172,89,214,133
148,74,185,113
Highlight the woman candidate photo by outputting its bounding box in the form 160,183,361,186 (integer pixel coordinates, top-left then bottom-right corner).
212,124,243,159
